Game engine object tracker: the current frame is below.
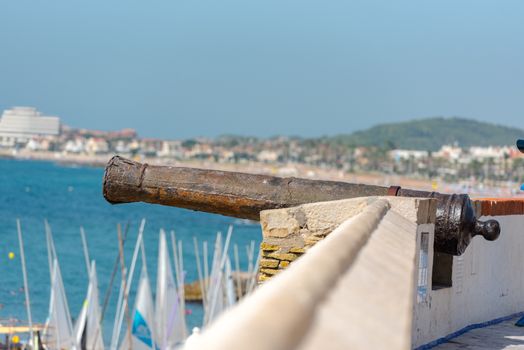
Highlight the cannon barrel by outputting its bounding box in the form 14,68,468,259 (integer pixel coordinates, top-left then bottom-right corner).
103,156,500,255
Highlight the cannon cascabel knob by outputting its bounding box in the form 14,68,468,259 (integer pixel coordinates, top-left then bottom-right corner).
474,219,501,241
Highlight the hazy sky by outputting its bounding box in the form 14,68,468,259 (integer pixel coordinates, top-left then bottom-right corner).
1,1,523,139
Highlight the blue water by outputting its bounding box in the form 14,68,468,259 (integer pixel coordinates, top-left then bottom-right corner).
0,159,261,343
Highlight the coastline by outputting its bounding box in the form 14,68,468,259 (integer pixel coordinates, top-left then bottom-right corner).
0,149,518,198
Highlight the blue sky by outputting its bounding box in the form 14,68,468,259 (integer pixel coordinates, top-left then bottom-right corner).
1,0,523,139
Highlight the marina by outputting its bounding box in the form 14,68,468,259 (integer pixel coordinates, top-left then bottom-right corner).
1,218,259,349
0,159,261,348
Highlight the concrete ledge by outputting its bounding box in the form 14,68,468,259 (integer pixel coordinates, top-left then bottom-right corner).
183,197,435,350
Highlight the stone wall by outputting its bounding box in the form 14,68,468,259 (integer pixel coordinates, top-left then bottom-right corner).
183,197,435,350
258,196,436,282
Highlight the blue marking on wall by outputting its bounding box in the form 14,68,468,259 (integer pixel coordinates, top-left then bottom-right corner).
414,311,524,350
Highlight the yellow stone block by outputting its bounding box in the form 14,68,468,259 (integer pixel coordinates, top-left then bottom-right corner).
267,252,298,261
279,261,290,268
258,274,271,282
305,237,322,245
289,247,306,254
260,242,280,252
260,268,280,276
260,258,279,268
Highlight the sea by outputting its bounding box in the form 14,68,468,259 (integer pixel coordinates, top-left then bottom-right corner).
0,158,262,344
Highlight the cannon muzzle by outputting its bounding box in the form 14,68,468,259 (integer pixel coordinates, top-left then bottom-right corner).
103,156,499,255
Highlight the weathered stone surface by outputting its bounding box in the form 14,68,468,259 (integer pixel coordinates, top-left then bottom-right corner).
289,247,306,254
260,268,280,276
267,253,299,262
257,274,271,282
258,196,437,284
304,236,322,245
261,250,275,258
260,198,370,239
279,261,290,268
260,242,280,251
312,231,330,237
260,210,301,237
260,258,279,268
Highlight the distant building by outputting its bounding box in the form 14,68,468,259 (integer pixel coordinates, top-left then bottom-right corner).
433,144,463,161
469,146,511,160
257,150,280,163
389,149,429,161
85,137,109,154
0,107,60,147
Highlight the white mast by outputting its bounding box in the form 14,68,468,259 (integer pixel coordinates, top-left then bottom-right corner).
80,226,91,275
193,237,207,309
16,219,34,343
111,219,146,350
207,225,234,324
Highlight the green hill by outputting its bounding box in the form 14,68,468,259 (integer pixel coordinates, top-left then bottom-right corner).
327,117,524,151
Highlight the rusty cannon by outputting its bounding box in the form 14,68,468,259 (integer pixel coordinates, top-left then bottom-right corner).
102,156,500,256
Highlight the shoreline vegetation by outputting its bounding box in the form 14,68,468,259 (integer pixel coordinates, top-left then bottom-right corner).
0,149,518,198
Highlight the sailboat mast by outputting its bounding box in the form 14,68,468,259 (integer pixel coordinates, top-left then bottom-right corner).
193,237,206,308
80,226,91,275
16,219,34,344
116,224,133,350
111,219,146,350
233,244,241,299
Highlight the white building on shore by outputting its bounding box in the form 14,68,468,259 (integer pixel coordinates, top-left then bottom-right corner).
0,107,60,147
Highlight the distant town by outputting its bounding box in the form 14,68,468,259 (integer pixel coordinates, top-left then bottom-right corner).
1,106,523,195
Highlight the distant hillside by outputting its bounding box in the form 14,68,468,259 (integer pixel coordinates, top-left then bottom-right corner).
326,117,524,151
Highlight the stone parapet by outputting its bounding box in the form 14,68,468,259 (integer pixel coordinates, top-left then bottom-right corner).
183,197,435,350
258,196,436,282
